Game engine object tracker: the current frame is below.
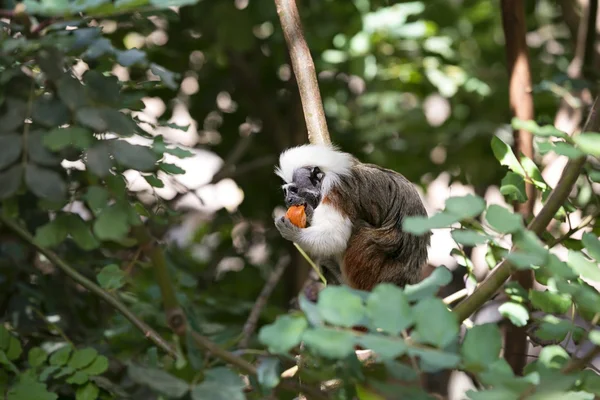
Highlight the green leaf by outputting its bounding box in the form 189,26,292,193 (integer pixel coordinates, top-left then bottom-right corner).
512,118,568,139
0,326,9,350
538,345,570,369
258,315,307,354
68,348,98,370
49,345,72,366
520,156,548,191
500,172,527,203
159,163,186,175
143,174,164,188
191,382,244,400
451,229,488,245
413,298,458,348
461,323,502,372
498,302,529,327
104,110,138,136
96,264,126,290
445,194,486,219
404,266,452,302
85,143,114,177
534,315,573,342
28,347,48,367
0,99,26,133
39,365,60,382
190,369,246,400
6,335,22,360
301,327,356,359
152,136,194,158
529,290,571,314
573,132,600,157
93,204,130,242
485,204,523,234
298,294,324,326
491,136,527,176
31,95,70,127
111,141,159,171
76,383,99,400
356,334,408,359
589,330,600,346
0,164,24,200
27,131,61,166
79,355,108,376
82,70,120,106
7,375,58,400
567,251,600,281
75,108,109,132
116,48,147,67
366,283,413,334
44,126,94,151
66,370,89,384
402,212,460,235
128,364,189,398
0,133,22,169
257,358,280,390
25,164,67,202
0,351,19,374
467,387,523,400
66,215,100,250
317,286,366,328
150,63,179,90
34,218,69,248
408,347,461,371
582,232,600,262
56,75,88,110
84,186,109,215
553,142,585,159
204,367,245,389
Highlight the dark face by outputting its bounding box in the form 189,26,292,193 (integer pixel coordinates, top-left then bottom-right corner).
283,166,324,209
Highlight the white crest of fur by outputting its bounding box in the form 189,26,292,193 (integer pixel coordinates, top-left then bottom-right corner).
275,144,354,193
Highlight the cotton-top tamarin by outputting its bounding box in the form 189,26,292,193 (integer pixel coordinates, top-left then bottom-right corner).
274,144,431,291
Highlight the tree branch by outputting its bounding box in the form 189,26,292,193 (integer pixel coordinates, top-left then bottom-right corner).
501,0,536,375
274,0,331,145
453,96,600,323
562,345,600,374
0,215,178,358
239,254,290,348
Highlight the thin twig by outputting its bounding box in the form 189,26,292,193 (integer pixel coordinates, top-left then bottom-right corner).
562,346,600,374
547,213,597,248
453,96,599,323
0,215,178,358
274,0,331,145
294,243,326,285
443,288,469,305
239,255,291,348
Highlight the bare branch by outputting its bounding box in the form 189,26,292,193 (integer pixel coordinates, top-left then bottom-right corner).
274,0,331,145
240,255,290,348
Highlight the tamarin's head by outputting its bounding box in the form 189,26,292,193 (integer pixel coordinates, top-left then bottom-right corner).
275,144,355,208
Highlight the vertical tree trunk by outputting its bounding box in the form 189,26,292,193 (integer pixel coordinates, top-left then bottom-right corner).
500,0,536,376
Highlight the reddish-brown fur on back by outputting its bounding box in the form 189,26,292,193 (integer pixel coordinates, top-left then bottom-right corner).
323,165,429,291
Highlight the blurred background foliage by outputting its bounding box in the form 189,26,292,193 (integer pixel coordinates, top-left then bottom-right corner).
1,0,599,398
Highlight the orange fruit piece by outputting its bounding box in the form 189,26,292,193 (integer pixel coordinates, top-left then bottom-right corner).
286,204,307,228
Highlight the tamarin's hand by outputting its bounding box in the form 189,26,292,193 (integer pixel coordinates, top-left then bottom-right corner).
274,216,302,242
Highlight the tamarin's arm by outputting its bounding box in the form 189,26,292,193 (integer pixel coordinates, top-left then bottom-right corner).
275,203,352,257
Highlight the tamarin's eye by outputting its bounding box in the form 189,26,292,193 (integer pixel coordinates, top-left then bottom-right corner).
310,167,324,183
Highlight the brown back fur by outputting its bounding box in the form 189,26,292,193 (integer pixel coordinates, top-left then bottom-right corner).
325,163,430,291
